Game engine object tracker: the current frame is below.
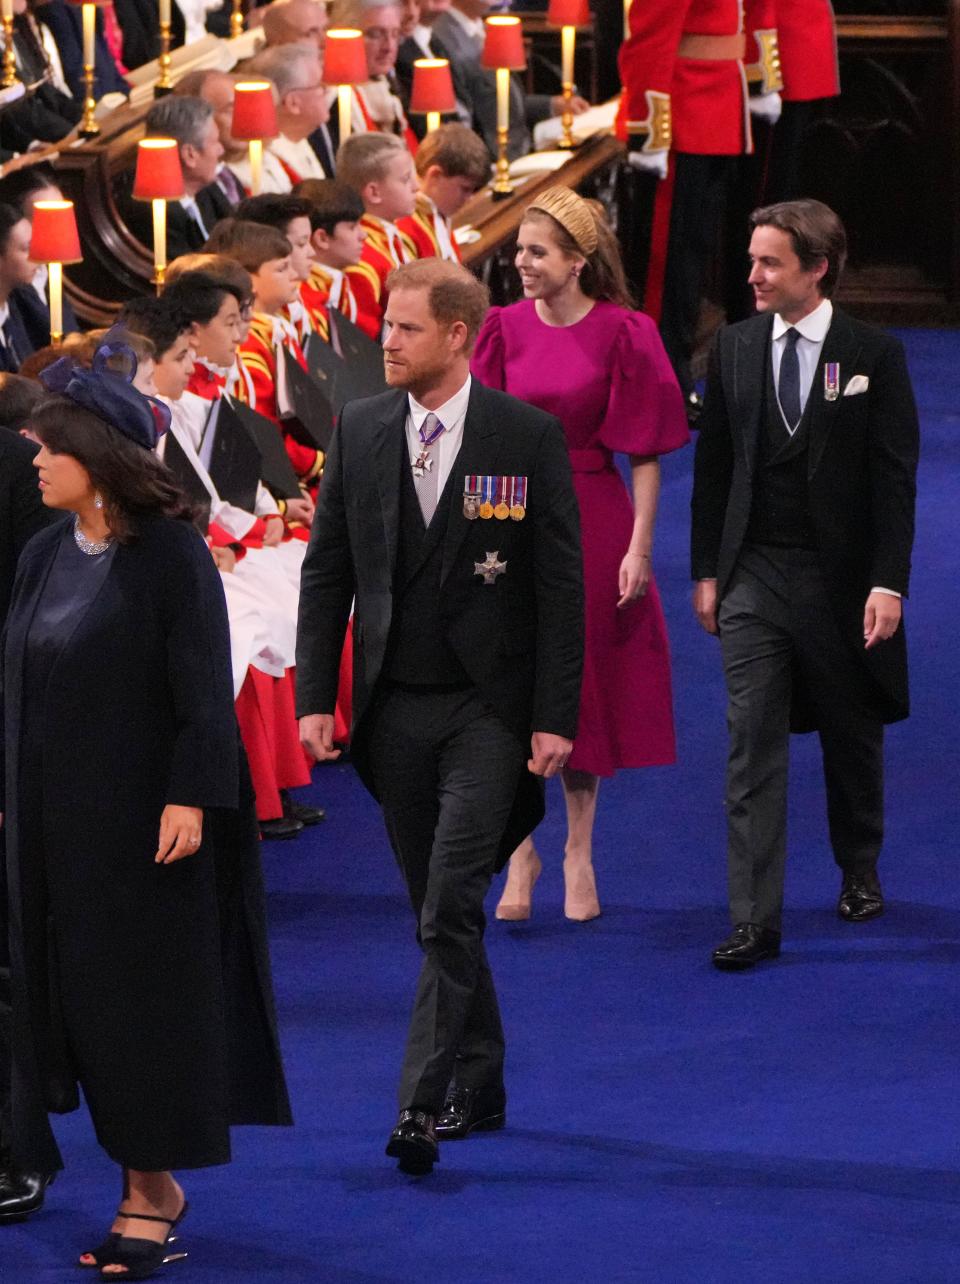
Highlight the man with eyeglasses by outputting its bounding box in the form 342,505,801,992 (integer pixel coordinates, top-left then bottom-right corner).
235,42,333,194
330,0,419,153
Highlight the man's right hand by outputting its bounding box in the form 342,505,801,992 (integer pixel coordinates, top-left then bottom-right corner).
299,713,341,761
693,579,719,635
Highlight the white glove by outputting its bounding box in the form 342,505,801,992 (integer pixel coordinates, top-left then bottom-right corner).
749,91,782,124
627,150,669,180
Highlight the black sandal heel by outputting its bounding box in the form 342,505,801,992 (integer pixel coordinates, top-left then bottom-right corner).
97,1201,189,1281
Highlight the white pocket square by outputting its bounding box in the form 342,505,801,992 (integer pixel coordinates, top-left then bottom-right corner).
843,375,870,396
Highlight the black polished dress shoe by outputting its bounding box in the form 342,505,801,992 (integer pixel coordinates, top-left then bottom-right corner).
258,816,304,841
385,1110,438,1175
0,1168,54,1221
280,790,326,825
712,923,781,971
838,871,884,921
436,1084,506,1139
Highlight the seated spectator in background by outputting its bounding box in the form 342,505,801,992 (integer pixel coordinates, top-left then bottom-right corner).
396,0,469,139
0,204,38,373
260,0,336,175
110,0,185,69
31,0,129,102
329,0,418,151
0,370,41,431
337,132,418,338
116,96,232,261
17,331,100,384
235,193,323,341
295,178,366,324
0,3,82,157
0,163,79,347
204,219,324,489
174,68,247,207
433,0,588,160
234,42,331,193
397,122,487,260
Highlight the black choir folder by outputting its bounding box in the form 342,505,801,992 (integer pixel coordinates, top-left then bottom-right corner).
281,348,335,453
304,312,387,415
221,397,303,501
162,430,212,533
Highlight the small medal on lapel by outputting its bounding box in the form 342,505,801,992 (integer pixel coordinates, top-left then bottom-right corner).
478,475,495,520
463,474,481,520
493,476,510,521
824,363,840,402
474,550,507,585
510,475,527,521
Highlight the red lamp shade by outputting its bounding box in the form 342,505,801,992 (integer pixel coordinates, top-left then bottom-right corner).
481,16,526,71
324,28,368,85
30,201,82,264
132,139,185,200
547,0,589,26
409,59,456,115
232,81,279,142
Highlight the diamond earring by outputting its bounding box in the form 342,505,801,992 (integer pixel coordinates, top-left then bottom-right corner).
94,492,104,510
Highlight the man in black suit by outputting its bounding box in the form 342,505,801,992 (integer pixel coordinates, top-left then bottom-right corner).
0,204,38,373
115,97,233,262
0,429,56,1218
691,199,919,970
296,259,583,1173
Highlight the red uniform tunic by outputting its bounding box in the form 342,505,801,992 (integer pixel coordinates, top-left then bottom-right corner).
346,213,416,340
239,313,324,486
743,0,784,97
302,263,360,324
618,0,752,157
778,0,839,102
396,194,462,263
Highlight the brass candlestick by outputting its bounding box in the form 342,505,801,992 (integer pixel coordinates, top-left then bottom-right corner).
80,61,99,136
230,0,244,39
491,67,513,198
1,14,17,89
156,19,172,95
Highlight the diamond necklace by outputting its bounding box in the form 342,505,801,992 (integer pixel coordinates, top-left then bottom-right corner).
73,514,114,556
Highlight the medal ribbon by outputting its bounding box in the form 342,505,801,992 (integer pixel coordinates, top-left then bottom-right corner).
516,476,527,508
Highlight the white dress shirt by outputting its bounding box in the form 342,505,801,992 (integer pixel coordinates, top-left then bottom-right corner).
179,195,209,240
405,374,471,498
444,5,484,52
771,297,832,428
229,149,293,195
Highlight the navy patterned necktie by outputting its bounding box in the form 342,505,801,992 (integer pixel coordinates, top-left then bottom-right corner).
779,327,802,433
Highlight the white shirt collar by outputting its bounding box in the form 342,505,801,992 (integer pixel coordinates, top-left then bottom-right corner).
412,23,433,54
772,297,833,343
0,301,9,328
446,6,484,42
408,374,471,434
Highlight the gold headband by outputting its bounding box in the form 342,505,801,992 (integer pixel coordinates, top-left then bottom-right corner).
525,186,599,257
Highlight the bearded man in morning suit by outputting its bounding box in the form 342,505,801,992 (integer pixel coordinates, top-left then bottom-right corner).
691,199,919,970
296,258,583,1172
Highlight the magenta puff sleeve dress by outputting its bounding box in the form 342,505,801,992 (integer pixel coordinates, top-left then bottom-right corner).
472,299,690,776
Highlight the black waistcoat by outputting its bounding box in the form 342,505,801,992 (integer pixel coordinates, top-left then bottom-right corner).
746,348,817,549
383,449,471,686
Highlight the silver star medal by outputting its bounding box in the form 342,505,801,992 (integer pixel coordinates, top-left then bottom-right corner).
474,551,507,585
412,450,434,478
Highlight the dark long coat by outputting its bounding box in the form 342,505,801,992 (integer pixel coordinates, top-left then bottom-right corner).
1,514,290,1173
690,307,920,724
295,380,584,868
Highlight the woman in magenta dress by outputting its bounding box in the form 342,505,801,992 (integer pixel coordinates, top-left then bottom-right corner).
472,186,689,921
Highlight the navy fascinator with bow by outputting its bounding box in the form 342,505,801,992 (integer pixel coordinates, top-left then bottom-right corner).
38,328,171,450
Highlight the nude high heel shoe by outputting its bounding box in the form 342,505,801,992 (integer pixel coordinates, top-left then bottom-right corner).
563,853,601,922
495,848,542,921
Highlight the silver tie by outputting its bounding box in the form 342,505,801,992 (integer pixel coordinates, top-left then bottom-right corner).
413,411,442,524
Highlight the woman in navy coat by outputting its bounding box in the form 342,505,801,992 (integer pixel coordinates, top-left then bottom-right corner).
1,345,289,1279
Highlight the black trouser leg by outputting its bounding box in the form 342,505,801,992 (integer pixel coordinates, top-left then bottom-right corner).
367,687,526,1115
0,831,11,1160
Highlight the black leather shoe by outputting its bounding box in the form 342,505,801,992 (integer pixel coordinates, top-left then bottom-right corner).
838,871,884,921
0,1168,54,1221
259,816,304,840
712,923,781,971
385,1110,438,1175
436,1084,506,1139
281,790,326,825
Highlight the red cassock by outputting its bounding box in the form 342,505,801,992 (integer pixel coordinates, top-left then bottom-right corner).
396,195,463,263
239,314,325,487
617,0,752,157
777,0,839,102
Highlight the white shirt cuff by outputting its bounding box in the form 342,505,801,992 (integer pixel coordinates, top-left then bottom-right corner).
871,587,901,599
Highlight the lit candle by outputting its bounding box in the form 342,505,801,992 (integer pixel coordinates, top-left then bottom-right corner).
338,84,352,143
48,261,62,342
495,66,509,137
248,138,262,196
0,0,12,21
82,2,95,68
426,110,440,134
623,0,632,41
561,24,575,90
152,198,166,276
160,0,171,24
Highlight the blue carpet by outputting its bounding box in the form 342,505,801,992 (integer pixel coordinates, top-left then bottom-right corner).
8,330,960,1282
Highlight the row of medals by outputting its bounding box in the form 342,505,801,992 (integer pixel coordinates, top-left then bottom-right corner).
464,496,526,522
